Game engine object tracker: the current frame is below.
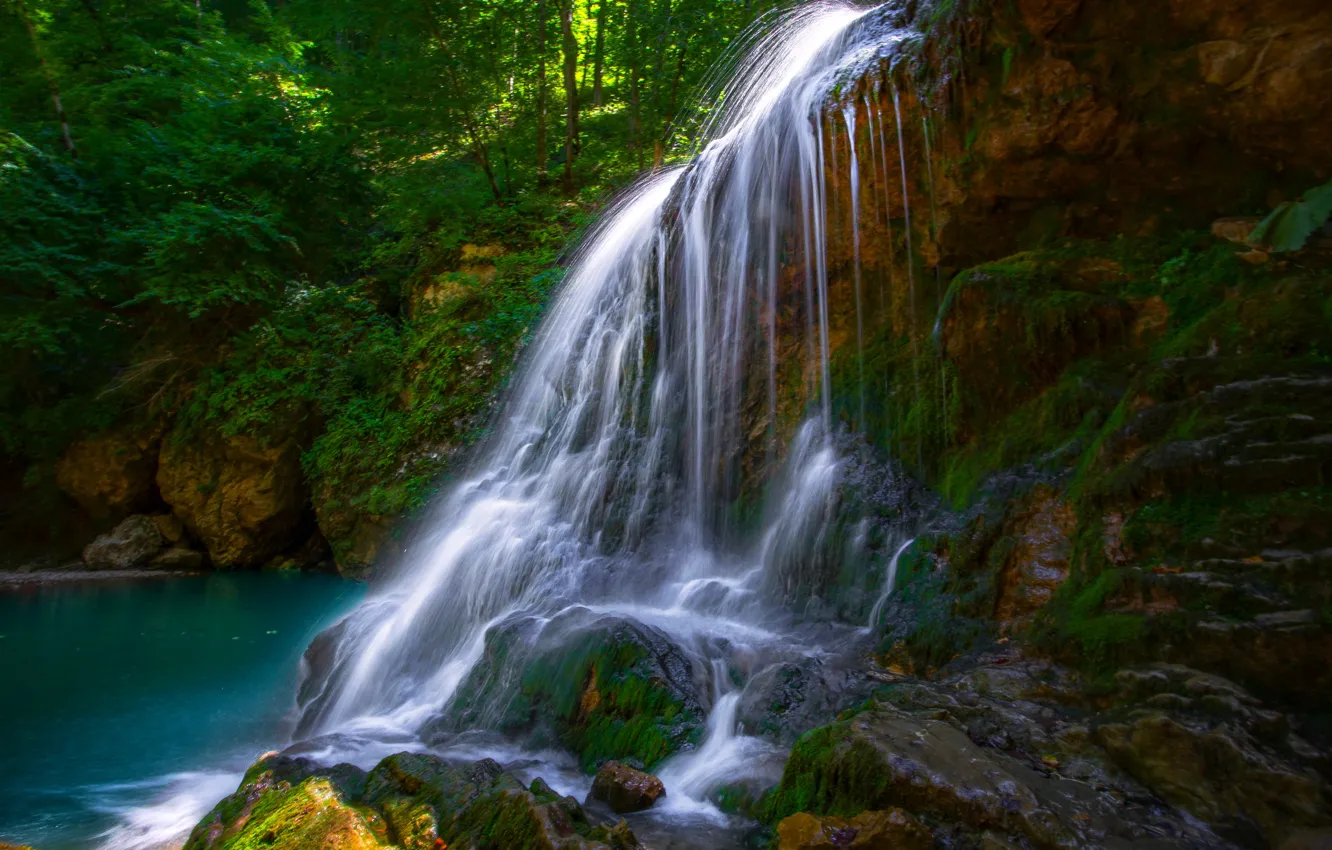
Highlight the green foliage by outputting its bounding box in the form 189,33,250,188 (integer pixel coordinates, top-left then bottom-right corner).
0,0,778,554
1249,179,1332,253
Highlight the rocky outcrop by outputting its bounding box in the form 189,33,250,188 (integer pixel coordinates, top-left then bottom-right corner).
157,425,309,568
54,423,163,521
776,809,932,850
762,652,1332,849
82,515,163,569
1093,665,1332,847
587,762,664,813
186,751,643,850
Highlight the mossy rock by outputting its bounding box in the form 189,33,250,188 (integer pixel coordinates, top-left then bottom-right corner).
188,751,643,850
438,607,705,771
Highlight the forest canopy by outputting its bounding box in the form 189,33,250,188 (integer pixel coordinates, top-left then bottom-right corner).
0,0,779,540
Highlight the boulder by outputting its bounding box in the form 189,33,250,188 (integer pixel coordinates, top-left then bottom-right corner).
157,428,308,568
438,608,705,771
736,658,878,746
54,424,162,520
588,761,665,813
82,515,163,569
777,809,932,850
187,751,644,850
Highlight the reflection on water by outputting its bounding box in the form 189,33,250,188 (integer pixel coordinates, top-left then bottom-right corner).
0,572,364,849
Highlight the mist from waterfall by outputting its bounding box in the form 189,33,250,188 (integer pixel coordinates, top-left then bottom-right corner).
291,0,924,821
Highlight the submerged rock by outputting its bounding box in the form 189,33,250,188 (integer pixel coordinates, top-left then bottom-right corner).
187,751,643,850
588,761,664,813
776,809,931,850
82,514,163,569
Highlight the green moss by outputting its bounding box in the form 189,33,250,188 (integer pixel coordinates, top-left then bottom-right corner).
189,777,390,850
759,722,889,825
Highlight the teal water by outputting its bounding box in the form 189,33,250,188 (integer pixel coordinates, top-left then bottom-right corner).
0,573,365,849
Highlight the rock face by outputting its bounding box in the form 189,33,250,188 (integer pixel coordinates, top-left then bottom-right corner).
762,653,1332,849
588,762,665,813
157,427,308,568
1093,665,1332,847
777,809,932,850
186,751,643,850
82,514,163,569
54,424,163,520
736,658,879,747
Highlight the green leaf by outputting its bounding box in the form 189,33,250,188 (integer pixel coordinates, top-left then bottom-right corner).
1249,180,1332,253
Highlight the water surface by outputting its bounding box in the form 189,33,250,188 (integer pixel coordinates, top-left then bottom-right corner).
0,572,365,849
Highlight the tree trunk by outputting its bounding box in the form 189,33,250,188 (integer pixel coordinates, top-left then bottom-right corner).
536,0,549,182
559,0,580,194
16,0,76,156
592,0,607,106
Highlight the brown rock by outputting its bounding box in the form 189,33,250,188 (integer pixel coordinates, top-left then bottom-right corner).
777,809,932,850
54,424,162,520
1283,829,1332,850
313,490,394,579
150,547,206,570
151,513,187,545
157,428,308,568
83,515,164,569
588,761,665,813
1017,0,1081,36
995,488,1075,629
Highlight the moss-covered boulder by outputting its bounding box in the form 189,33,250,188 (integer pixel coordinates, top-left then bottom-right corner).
438,608,704,771
187,752,644,850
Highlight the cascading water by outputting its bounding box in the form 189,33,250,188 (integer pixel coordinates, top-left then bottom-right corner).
290,0,925,833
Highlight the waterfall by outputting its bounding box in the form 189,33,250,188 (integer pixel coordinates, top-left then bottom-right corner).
296,0,920,817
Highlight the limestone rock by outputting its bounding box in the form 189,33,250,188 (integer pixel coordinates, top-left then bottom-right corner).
312,488,393,578
588,761,665,813
82,515,163,569
157,428,308,568
1094,709,1331,845
55,424,162,520
777,809,932,850
150,547,206,570
150,513,187,545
